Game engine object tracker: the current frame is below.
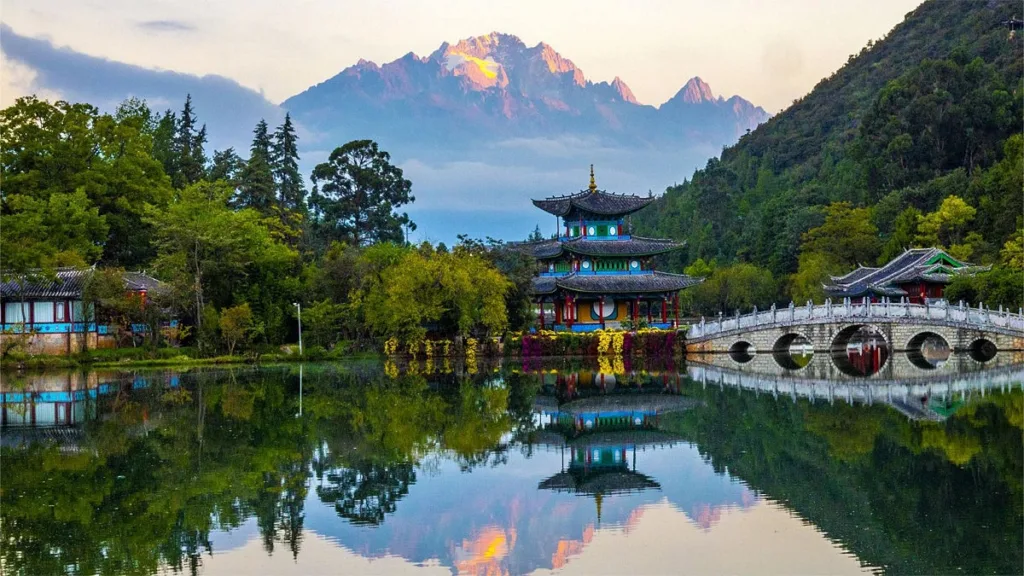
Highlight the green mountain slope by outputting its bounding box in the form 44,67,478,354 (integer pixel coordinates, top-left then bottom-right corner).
637,0,1023,283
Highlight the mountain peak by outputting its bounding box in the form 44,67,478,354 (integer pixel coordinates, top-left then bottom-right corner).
676,76,715,104
611,76,638,104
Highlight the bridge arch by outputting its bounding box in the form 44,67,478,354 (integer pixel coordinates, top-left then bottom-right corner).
830,324,889,377
968,338,997,363
772,332,814,371
905,331,951,370
728,340,755,364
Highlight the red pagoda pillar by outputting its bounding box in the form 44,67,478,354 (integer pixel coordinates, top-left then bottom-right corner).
555,300,563,325
661,298,668,323
538,302,545,330
599,296,606,329
566,295,575,330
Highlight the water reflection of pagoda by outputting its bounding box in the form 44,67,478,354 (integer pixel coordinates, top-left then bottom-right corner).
532,384,699,523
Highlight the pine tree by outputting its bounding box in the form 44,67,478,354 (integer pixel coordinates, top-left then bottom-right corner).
210,148,245,190
238,119,276,214
152,110,177,182
272,113,306,223
173,94,207,188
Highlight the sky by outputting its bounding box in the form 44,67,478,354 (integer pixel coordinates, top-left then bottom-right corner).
2,0,923,113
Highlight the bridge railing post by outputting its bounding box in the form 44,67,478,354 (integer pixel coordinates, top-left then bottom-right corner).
771,303,776,323
826,298,832,318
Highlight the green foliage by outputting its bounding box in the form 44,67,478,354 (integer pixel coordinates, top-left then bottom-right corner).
681,263,777,316
945,267,1024,310
272,113,306,227
800,202,881,270
0,96,172,269
172,94,208,188
309,140,415,248
304,299,346,348
916,195,977,249
351,243,510,343
146,181,298,340
219,303,257,355
238,119,276,214
635,1,1022,297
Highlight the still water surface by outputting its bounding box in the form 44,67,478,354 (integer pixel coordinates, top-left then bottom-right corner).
1,355,1022,575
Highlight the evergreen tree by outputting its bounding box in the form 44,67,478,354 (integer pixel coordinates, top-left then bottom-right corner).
173,95,207,188
210,148,245,190
238,120,276,214
272,113,306,221
152,110,177,183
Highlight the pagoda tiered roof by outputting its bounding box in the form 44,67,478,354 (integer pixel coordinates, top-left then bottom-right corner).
531,271,701,295
518,236,684,259
824,248,985,298
532,189,655,218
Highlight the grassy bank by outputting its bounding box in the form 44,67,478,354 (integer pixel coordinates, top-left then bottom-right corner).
0,345,379,371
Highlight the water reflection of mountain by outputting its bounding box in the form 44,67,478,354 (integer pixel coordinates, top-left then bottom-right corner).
306,372,754,575
3,361,1019,575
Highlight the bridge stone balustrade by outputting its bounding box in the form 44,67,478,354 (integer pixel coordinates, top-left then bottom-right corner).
686,299,1024,353
687,356,1024,421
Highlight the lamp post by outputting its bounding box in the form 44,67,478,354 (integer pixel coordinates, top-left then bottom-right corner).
293,302,302,356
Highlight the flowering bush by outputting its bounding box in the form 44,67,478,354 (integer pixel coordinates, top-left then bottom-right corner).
512,328,682,357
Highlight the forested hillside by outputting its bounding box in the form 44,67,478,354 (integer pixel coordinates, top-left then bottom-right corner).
637,0,1023,309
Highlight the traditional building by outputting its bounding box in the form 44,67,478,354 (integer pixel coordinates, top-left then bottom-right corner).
0,267,168,354
824,248,984,304
520,167,701,331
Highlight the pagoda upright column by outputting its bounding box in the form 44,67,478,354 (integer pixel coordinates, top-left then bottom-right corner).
662,298,668,324
672,294,679,327
538,301,545,330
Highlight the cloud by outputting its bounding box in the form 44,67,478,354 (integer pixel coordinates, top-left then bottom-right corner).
135,20,196,33
0,23,283,153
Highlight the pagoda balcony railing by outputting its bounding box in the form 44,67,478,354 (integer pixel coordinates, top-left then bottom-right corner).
687,298,1024,340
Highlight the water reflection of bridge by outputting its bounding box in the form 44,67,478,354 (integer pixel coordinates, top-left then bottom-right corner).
688,354,1024,421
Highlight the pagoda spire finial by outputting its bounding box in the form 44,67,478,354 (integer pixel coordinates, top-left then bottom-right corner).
588,164,597,193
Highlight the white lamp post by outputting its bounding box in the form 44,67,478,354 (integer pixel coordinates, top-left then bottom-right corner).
293,302,302,356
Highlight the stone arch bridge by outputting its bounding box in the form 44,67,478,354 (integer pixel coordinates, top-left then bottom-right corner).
686,299,1024,354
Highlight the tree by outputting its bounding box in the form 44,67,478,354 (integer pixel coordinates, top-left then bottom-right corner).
309,140,415,247
0,96,172,269
1000,229,1024,270
173,95,207,188
219,303,255,355
146,181,297,336
0,190,107,274
800,202,881,270
152,110,177,182
272,113,306,224
681,263,777,316
238,120,276,214
916,195,977,247
209,148,245,189
303,300,345,347
878,207,921,264
351,243,509,343
790,252,837,304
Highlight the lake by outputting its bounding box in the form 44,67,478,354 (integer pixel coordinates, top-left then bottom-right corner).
1,354,1021,575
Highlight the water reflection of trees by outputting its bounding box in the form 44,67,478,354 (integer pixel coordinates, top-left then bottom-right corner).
2,364,1020,575
658,382,1023,575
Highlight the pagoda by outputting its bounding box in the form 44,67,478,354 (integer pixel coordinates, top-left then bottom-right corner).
521,166,700,331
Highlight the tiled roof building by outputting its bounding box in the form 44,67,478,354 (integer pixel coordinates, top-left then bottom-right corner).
519,166,701,331
824,248,985,302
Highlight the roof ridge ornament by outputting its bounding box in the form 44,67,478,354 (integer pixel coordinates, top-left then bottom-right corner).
589,164,597,193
